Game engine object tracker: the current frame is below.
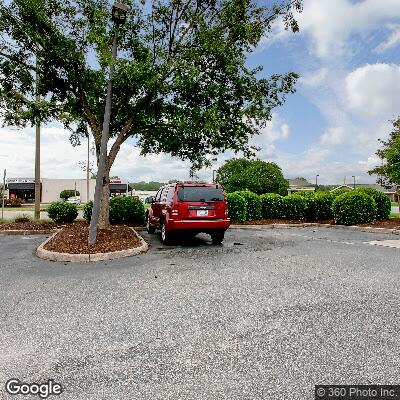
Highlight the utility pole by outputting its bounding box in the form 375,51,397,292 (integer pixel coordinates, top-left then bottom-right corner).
34,57,41,220
1,169,6,220
315,174,319,191
352,175,356,189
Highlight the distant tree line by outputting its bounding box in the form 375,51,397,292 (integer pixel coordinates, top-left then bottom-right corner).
130,181,165,191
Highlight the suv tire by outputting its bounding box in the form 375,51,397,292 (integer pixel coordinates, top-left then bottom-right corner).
211,230,225,245
146,214,156,234
160,220,173,245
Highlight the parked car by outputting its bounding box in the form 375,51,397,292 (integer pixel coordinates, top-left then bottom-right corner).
67,196,81,205
146,182,230,244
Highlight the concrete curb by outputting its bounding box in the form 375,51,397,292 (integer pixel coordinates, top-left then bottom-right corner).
0,229,56,235
230,223,400,235
36,228,149,262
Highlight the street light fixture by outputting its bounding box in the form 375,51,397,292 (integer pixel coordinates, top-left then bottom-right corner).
88,2,130,245
213,170,217,183
112,3,130,24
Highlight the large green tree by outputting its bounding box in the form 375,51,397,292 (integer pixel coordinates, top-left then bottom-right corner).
216,158,289,195
369,118,400,187
0,0,302,229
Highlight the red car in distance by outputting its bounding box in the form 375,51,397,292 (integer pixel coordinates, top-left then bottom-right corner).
146,182,231,244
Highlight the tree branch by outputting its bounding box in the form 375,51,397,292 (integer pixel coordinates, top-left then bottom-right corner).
0,51,37,72
107,116,135,168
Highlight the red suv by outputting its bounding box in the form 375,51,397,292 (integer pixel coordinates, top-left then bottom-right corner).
146,182,230,244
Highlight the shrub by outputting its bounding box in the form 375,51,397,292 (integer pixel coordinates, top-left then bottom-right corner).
83,197,146,224
355,188,391,220
47,201,78,223
60,189,80,200
14,213,32,223
295,191,317,221
260,193,283,219
8,198,22,207
236,190,262,220
282,194,307,220
313,192,334,221
83,201,93,222
296,191,334,221
109,196,145,224
332,191,377,226
226,192,247,222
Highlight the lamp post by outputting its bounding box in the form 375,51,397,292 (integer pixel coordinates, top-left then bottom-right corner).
352,175,356,189
34,57,41,220
88,2,130,245
213,170,217,183
315,174,319,191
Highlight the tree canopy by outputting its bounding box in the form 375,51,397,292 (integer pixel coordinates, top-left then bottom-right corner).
0,0,302,169
216,158,289,195
369,118,400,187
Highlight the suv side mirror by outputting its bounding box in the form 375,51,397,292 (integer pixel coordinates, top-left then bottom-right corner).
150,196,156,204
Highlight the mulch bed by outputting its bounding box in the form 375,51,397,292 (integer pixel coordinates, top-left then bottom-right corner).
235,218,400,229
0,221,58,231
43,221,142,254
359,219,400,229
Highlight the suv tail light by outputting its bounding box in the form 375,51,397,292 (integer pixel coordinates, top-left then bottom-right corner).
225,209,229,216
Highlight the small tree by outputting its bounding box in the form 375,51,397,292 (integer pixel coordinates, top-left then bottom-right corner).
369,118,400,187
217,158,289,195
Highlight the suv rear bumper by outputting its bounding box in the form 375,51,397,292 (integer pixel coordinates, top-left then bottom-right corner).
167,218,230,231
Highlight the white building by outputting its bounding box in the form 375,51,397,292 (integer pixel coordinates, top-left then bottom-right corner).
6,178,131,203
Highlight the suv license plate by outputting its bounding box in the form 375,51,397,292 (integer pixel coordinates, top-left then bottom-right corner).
197,210,208,216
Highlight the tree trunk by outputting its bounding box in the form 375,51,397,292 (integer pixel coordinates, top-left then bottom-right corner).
98,167,110,230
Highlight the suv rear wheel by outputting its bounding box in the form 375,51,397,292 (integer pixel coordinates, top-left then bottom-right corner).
146,214,156,234
211,230,225,245
160,220,173,245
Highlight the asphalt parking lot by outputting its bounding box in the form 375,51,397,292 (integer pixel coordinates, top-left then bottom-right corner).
0,227,400,400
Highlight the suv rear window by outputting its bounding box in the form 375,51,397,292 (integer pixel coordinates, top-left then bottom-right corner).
177,186,224,202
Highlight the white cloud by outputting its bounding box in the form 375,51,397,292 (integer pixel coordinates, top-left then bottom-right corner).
375,24,400,52
299,68,328,87
320,127,346,145
250,113,290,157
296,0,400,59
345,63,400,117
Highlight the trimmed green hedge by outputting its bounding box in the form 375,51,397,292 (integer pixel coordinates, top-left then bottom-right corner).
236,190,262,221
355,188,391,220
47,201,78,222
313,192,334,221
282,194,307,221
226,192,247,222
109,196,145,224
83,196,145,224
332,191,377,225
260,193,283,219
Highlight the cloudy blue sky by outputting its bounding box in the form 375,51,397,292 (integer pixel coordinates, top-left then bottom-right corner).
1,0,399,184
